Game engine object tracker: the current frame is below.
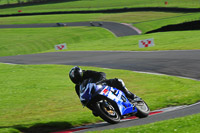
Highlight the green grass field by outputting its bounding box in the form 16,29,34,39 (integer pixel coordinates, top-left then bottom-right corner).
0,0,200,15
1,27,200,57
59,30,200,51
0,63,200,133
0,27,115,57
0,12,185,25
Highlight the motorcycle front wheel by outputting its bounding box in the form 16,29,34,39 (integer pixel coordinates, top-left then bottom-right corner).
95,98,120,124
135,99,150,118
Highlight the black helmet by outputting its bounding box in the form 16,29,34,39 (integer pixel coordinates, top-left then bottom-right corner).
69,66,83,84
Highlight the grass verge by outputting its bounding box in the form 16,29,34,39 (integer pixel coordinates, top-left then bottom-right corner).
56,30,200,51
0,26,114,57
1,27,200,57
0,63,200,132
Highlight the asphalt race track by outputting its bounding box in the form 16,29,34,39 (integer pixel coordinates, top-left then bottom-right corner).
0,21,141,37
0,50,200,80
0,22,200,132
79,102,200,132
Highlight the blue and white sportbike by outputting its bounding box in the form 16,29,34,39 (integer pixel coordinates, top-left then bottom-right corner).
79,79,150,124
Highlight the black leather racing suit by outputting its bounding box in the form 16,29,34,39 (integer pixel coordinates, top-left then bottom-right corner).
75,70,134,99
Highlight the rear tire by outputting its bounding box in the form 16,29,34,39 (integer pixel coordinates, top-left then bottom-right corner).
95,98,120,124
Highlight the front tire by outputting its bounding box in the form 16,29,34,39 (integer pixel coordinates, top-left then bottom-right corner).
135,99,150,118
95,98,120,124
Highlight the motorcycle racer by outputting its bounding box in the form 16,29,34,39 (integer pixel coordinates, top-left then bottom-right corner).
69,66,136,101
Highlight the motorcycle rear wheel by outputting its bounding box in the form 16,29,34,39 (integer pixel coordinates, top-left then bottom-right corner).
95,98,120,124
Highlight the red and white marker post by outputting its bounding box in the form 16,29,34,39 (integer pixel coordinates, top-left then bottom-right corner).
139,38,155,48
55,43,67,50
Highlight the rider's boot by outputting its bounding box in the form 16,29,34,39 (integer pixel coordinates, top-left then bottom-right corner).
124,88,137,102
117,79,135,99
126,91,142,103
117,79,142,102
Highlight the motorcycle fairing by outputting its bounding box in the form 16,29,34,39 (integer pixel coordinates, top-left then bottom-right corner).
79,83,103,106
79,83,137,116
79,83,96,106
99,86,137,116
